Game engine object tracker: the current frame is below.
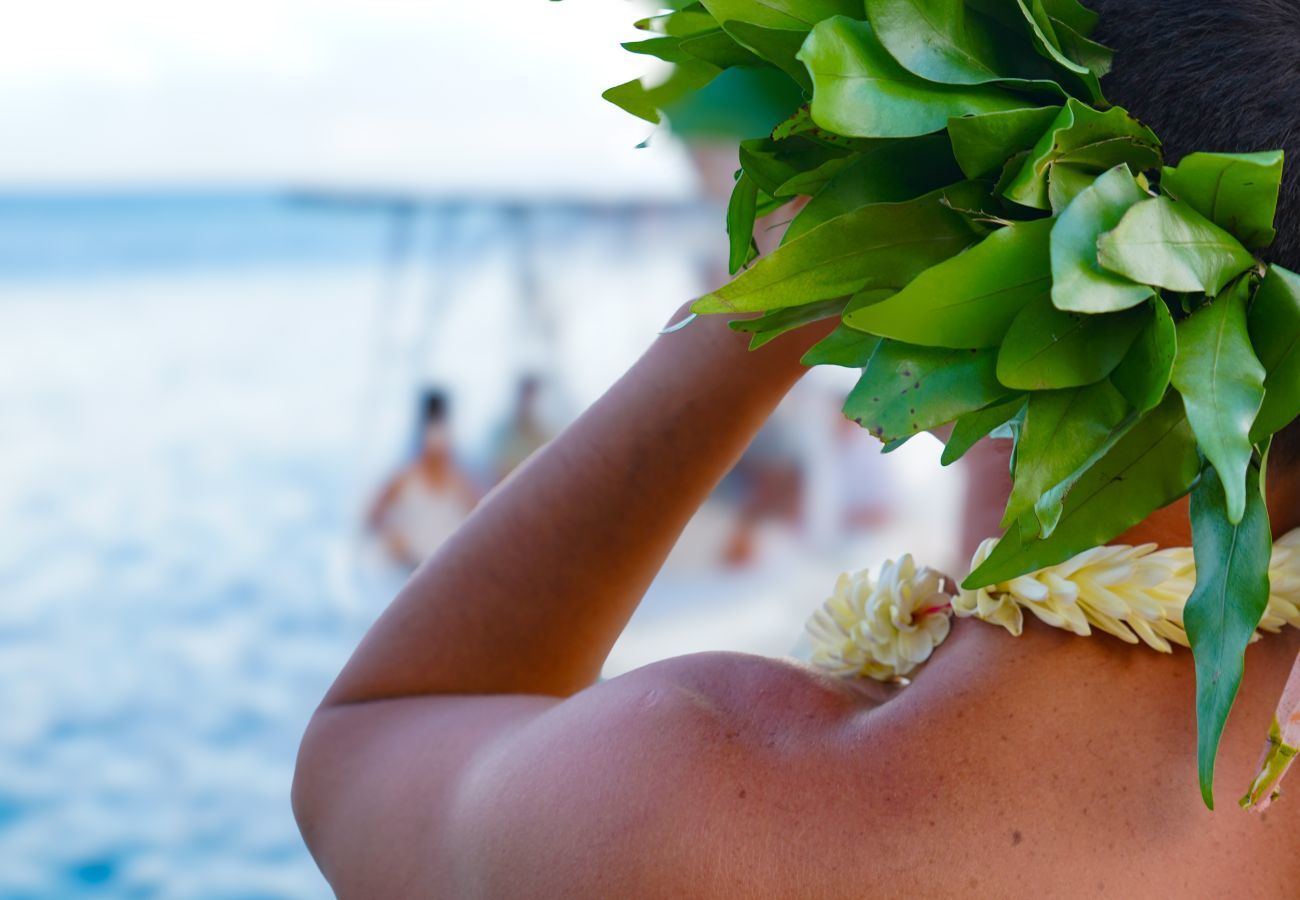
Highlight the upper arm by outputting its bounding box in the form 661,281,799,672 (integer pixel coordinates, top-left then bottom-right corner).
292,653,870,899
292,694,557,898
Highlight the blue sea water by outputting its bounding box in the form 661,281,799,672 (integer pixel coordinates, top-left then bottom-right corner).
0,191,719,898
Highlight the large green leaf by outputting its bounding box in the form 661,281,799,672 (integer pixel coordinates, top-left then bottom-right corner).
1171,280,1266,523
1003,99,1161,210
845,218,1053,348
719,22,814,91
798,17,1028,139
1161,151,1284,250
1111,299,1177,414
866,0,1063,91
844,342,1008,443
1002,379,1130,530
1050,164,1154,313
784,135,961,240
964,393,1200,588
1249,265,1300,439
948,106,1061,179
1096,197,1258,297
698,0,858,31
941,395,1027,466
678,28,770,68
1184,460,1273,809
693,182,983,314
996,295,1148,390
801,324,882,368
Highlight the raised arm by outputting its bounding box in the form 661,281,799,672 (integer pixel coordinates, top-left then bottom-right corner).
293,305,831,895
321,307,824,705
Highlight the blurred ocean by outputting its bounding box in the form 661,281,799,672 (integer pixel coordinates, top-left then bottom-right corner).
0,192,964,898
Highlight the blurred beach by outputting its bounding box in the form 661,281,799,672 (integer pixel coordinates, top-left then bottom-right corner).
0,193,966,897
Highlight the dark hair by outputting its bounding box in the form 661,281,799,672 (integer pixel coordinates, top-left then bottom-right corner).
1090,0,1300,465
420,390,449,427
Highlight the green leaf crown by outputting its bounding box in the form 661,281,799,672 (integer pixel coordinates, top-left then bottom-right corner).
607,0,1300,808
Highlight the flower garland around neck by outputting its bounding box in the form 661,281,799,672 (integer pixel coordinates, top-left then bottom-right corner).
603,0,1300,809
806,528,1300,809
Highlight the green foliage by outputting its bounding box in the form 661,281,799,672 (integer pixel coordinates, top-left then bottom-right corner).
1249,265,1300,439
729,298,847,350
965,393,1200,588
942,395,1027,465
1003,99,1161,210
1185,460,1274,809
784,135,962,240
726,171,759,275
996,294,1147,390
1050,165,1153,313
693,183,983,313
605,0,1291,806
845,218,1052,348
1097,197,1257,296
1002,380,1130,533
1161,151,1284,250
1170,279,1266,523
801,324,881,368
799,17,1028,138
948,106,1061,178
865,0,1064,93
1111,299,1176,414
844,342,1008,442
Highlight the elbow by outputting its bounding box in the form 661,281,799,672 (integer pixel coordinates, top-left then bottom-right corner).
290,706,334,859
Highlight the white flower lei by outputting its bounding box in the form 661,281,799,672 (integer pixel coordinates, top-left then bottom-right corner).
807,529,1300,684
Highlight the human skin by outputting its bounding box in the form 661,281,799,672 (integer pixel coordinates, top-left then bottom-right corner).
293,307,1300,898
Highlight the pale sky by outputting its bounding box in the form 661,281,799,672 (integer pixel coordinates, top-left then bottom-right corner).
0,0,694,197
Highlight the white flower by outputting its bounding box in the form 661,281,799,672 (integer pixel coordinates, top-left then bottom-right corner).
806,555,952,682
1260,530,1300,634
954,539,1195,652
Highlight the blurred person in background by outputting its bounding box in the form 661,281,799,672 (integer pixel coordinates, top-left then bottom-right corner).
490,375,552,484
364,390,478,570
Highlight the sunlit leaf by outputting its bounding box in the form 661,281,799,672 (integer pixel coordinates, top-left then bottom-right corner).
1003,99,1161,210
866,0,1065,91
1097,197,1257,297
846,218,1053,348
698,0,859,31
1161,151,1284,250
798,17,1028,139
1050,165,1154,313
694,182,984,313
